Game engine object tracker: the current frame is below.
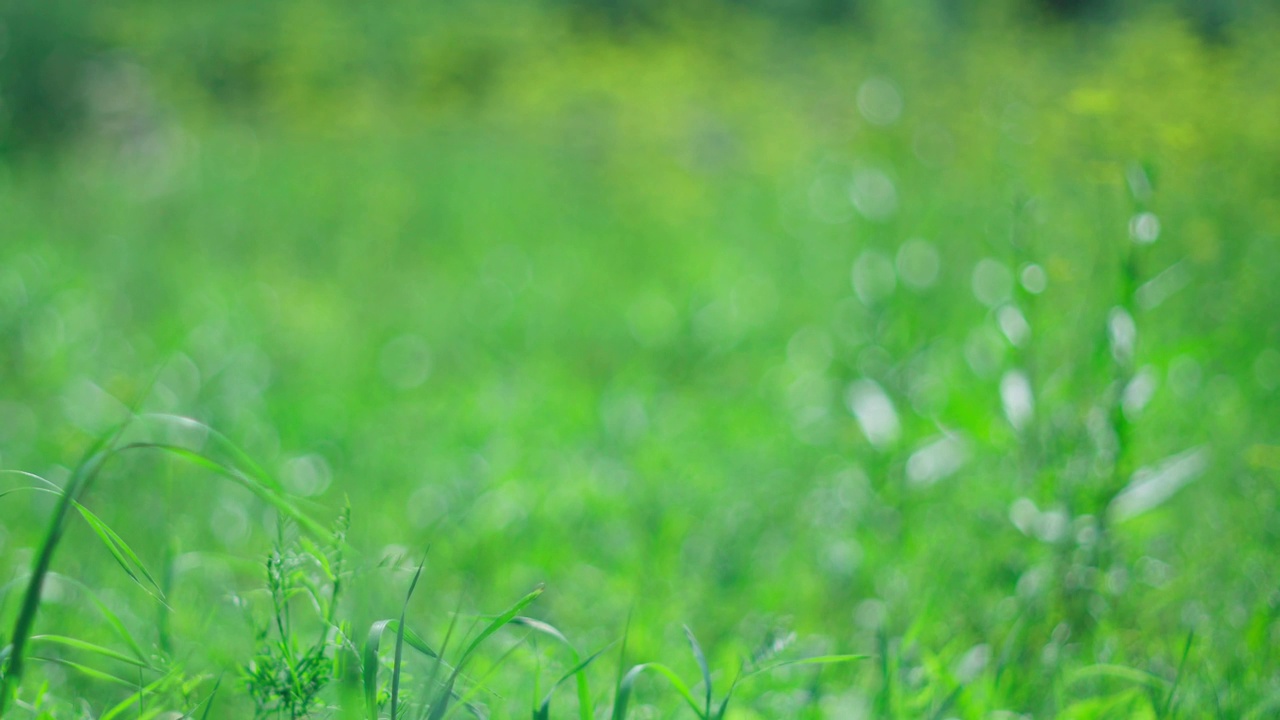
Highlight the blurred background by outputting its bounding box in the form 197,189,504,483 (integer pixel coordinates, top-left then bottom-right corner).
2,0,1279,715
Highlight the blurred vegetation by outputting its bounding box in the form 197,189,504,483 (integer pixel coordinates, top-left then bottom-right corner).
1,0,1279,716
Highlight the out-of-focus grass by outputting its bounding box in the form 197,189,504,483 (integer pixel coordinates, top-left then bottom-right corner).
1,3,1279,716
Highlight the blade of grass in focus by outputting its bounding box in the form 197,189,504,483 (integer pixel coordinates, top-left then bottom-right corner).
0,425,125,712
533,642,612,720
426,586,544,720
512,616,598,720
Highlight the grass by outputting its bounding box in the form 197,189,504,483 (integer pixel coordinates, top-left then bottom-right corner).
1,2,1279,717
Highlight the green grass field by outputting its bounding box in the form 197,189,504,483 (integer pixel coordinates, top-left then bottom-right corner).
2,2,1280,717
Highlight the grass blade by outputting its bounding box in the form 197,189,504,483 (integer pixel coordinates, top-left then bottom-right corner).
512,616,596,720
393,554,429,720
745,654,867,677
457,586,544,667
1069,664,1172,691
1161,631,1194,718
509,617,573,649
0,565,149,666
365,619,446,716
1,427,122,713
684,625,712,718
28,635,153,669
135,413,286,494
612,662,704,719
927,684,964,720
29,655,137,688
0,479,167,605
364,620,395,717
425,673,459,720
99,668,181,720
85,591,149,666
179,674,222,720
73,503,166,601
429,586,544,720
439,633,524,720
116,443,331,540
364,558,432,718
421,597,466,719
535,642,614,720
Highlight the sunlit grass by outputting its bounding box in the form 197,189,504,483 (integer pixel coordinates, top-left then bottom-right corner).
1,3,1279,717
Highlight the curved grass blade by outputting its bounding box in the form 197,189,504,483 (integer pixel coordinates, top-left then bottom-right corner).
440,633,524,720
428,586,544,720
84,588,149,665
99,668,182,720
458,587,544,668
1069,664,1171,691
612,662,704,720
683,626,713,718
608,610,632,719
0,480,166,605
927,684,964,720
29,655,137,688
74,503,166,601
364,620,396,718
116,443,331,540
1161,631,1194,718
392,554,428,720
134,414,286,493
363,563,436,718
0,563,148,667
175,674,222,720
422,598,466,718
744,654,867,678
0,419,331,714
28,635,153,670
512,617,596,720
426,674,460,720
714,654,866,718
534,643,614,720
1,427,123,712
510,617,573,649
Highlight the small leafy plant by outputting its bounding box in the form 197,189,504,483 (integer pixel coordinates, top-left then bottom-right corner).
610,625,864,720
243,506,351,719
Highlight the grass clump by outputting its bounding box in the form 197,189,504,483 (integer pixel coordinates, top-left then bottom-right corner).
0,414,864,718
2,4,1279,717
243,508,350,719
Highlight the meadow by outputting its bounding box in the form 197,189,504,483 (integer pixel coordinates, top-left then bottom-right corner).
1,1,1279,717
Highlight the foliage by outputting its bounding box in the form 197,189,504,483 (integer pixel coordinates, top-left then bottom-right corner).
1,2,1279,718
242,508,349,719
